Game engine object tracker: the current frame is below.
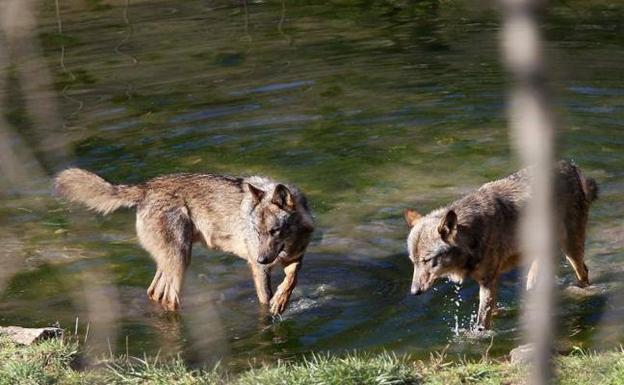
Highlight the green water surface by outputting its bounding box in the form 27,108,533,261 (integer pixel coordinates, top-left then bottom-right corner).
0,0,622,369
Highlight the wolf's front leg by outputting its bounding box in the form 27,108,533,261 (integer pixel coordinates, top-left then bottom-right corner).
270,259,302,315
476,282,497,331
250,262,272,305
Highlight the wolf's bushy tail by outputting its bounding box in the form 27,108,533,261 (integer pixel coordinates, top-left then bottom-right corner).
54,168,144,214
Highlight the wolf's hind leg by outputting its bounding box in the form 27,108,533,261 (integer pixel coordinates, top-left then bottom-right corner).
562,213,590,288
147,269,163,298
476,281,497,331
564,247,590,288
138,206,193,311
147,268,178,307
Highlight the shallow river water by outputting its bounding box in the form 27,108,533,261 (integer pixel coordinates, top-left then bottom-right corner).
0,0,623,369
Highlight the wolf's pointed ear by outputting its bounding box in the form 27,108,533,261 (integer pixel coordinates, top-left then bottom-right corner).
272,184,296,211
404,209,422,227
438,209,457,242
247,183,265,205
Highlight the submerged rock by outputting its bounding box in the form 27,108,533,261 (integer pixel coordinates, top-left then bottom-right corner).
0,326,63,345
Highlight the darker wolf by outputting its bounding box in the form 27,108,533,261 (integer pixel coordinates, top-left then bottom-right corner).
54,168,314,315
404,160,597,330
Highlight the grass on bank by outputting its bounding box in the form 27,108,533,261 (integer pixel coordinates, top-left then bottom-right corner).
1,334,624,385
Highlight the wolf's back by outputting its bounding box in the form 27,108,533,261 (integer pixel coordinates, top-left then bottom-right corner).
54,168,144,214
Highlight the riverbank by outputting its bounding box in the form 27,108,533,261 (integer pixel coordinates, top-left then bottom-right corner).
1,334,623,385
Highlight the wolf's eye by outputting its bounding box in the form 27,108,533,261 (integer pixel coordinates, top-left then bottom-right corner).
269,227,281,236
422,255,439,266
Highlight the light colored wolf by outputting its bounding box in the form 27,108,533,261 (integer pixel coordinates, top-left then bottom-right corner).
54,168,314,315
404,160,597,330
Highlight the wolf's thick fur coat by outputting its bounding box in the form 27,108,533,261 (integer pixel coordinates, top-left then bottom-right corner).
55,168,314,315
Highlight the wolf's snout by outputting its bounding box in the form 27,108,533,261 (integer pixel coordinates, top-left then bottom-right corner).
257,244,285,264
256,251,280,264
410,285,423,296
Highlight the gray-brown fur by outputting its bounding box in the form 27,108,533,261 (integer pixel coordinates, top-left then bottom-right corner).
404,160,597,330
54,168,314,314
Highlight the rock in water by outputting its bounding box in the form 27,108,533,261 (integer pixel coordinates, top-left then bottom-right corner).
564,283,607,298
510,343,535,365
0,326,63,345
509,342,574,365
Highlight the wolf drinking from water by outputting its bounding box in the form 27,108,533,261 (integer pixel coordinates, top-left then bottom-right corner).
54,169,314,315
404,160,597,330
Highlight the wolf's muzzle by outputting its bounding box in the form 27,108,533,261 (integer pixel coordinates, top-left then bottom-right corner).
256,244,284,264
410,284,423,296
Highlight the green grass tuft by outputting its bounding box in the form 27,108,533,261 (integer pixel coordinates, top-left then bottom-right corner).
106,357,222,385
236,352,419,385
0,335,79,385
2,334,624,384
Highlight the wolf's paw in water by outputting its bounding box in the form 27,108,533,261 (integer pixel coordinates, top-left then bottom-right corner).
147,272,181,312
492,303,511,317
452,327,496,341
468,327,496,340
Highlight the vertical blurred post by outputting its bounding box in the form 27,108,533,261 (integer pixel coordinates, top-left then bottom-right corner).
0,0,120,353
501,0,555,383
0,0,48,292
0,0,47,191
1,0,67,174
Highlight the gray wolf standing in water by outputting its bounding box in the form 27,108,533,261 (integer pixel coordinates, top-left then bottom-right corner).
403,160,597,330
54,169,314,315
